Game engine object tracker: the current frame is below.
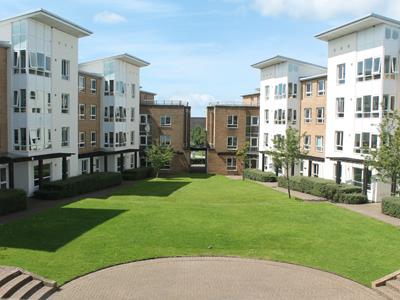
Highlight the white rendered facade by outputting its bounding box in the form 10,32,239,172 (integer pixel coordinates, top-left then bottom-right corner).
0,10,91,195
79,54,149,172
316,14,399,202
253,56,326,174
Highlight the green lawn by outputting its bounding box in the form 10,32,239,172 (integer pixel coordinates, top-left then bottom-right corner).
0,174,400,286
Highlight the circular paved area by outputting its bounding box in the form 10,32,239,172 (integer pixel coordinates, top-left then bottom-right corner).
52,257,382,300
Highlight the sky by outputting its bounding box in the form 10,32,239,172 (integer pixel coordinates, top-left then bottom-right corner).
1,0,400,116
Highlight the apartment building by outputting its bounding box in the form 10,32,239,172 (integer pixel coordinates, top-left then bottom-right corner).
139,94,191,172
299,74,327,178
77,71,103,174
0,9,92,196
79,54,149,173
252,56,326,174
316,14,398,201
206,99,259,175
0,42,9,190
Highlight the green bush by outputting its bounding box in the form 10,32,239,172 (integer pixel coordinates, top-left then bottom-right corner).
244,169,277,182
382,197,400,218
0,189,27,215
277,176,366,203
35,173,122,200
339,193,368,204
123,167,155,181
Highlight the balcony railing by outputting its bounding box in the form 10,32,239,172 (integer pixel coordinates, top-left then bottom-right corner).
142,100,189,106
208,101,259,107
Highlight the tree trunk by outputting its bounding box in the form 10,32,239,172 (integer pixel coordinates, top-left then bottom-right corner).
286,162,291,199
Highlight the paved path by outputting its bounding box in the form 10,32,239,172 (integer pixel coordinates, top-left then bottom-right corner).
335,203,400,227
0,181,134,225
52,257,382,300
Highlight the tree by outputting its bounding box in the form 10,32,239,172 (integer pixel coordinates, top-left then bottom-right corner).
365,110,400,196
190,127,206,147
268,127,306,199
145,144,175,178
236,142,250,180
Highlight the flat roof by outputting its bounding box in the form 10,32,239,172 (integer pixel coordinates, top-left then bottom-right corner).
140,90,157,96
300,73,327,81
0,41,10,48
0,9,92,38
80,53,150,68
251,55,326,70
316,13,400,41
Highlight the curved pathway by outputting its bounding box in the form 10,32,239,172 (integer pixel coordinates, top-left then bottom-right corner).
52,257,382,300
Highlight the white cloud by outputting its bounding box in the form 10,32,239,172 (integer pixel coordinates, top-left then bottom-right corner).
251,0,400,20
93,11,126,24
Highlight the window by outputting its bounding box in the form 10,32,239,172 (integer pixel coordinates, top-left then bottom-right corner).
0,167,7,190
130,154,135,169
226,157,237,171
90,79,96,94
87,105,96,120
264,133,269,147
62,127,70,147
160,135,171,145
306,81,312,97
274,109,286,124
94,158,101,172
227,115,238,128
30,91,36,100
336,98,344,118
13,128,27,151
251,116,259,126
265,85,270,99
131,84,136,98
61,94,70,113
91,131,97,147
383,95,396,113
264,110,269,124
34,164,51,187
29,128,41,150
61,59,70,80
227,136,238,150
79,104,85,120
45,129,52,149
250,137,258,148
316,136,324,152
318,80,325,95
304,108,312,123
47,93,52,114
335,131,343,151
356,96,379,118
337,64,346,84
274,83,287,99
312,163,320,178
354,132,378,154
81,160,89,174
288,82,297,98
303,135,311,150
373,57,381,79
140,135,147,146
353,168,363,187
131,131,135,145
140,114,148,125
13,89,27,112
161,115,172,127
316,107,325,123
287,109,297,125
79,132,85,148
79,76,85,91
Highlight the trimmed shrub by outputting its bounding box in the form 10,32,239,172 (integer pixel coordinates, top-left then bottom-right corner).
0,189,27,215
277,176,366,203
244,169,277,182
35,173,122,200
123,167,155,181
340,193,368,204
382,197,400,219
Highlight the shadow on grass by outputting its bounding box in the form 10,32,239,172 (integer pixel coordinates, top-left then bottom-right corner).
115,181,190,197
0,208,127,252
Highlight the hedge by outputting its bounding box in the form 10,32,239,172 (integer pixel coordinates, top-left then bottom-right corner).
123,167,155,181
244,169,277,182
382,197,400,218
34,173,122,200
0,189,27,215
278,176,367,203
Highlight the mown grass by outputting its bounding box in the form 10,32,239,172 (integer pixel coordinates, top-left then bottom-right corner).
0,174,399,286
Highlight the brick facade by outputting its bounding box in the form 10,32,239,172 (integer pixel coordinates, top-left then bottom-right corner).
0,47,8,154
140,104,191,173
78,72,102,155
206,105,259,175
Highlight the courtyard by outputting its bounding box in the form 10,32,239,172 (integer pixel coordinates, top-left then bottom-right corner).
0,174,399,288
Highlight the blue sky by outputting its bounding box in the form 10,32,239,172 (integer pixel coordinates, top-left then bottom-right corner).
1,0,400,116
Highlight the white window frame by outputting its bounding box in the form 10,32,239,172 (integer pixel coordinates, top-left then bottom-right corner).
160,135,171,146
81,159,89,174
61,94,70,114
62,127,70,147
61,59,70,80
251,116,259,126
90,79,97,94
335,131,344,151
79,132,85,148
265,110,269,124
91,131,97,147
317,80,325,96
227,115,238,128
336,97,344,118
304,135,311,150
316,107,325,124
227,136,238,150
337,63,346,84
315,136,324,152
250,137,258,148
264,133,269,147
90,105,96,120
79,104,85,120
160,115,172,127
79,75,85,92
226,157,237,171
306,81,312,97
304,108,312,123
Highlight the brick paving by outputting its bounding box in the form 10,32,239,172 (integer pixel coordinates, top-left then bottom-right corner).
0,181,134,225
51,257,382,300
